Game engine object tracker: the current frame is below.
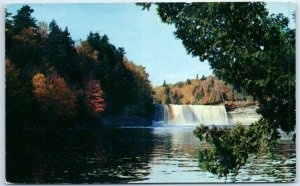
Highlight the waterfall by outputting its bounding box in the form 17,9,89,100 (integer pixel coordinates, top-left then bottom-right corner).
153,104,229,126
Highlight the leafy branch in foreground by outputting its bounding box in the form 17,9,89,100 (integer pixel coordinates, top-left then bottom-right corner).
139,2,295,179
193,120,279,180
138,2,295,133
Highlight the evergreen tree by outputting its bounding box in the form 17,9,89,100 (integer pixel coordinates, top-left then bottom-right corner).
186,79,191,85
162,80,167,87
164,84,170,95
11,5,37,34
47,20,76,75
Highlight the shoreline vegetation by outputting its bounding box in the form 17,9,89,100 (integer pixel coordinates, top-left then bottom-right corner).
6,2,295,183
5,5,254,130
6,5,154,130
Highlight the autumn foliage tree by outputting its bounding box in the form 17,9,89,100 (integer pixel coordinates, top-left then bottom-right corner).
85,79,105,117
154,76,248,105
32,72,77,124
123,58,154,116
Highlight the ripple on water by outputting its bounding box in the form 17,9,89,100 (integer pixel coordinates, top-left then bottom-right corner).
6,127,296,183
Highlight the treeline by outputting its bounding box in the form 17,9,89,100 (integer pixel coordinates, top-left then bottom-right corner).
154,76,254,106
6,5,153,129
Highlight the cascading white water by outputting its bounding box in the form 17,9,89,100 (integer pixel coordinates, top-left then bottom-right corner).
153,104,229,126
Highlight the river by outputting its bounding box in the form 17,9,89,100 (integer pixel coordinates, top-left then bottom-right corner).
6,126,295,183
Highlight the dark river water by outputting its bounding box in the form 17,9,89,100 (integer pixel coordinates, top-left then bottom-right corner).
6,126,296,183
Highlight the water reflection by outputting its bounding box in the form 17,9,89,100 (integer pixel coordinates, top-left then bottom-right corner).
6,129,155,183
6,127,295,183
135,126,225,183
234,140,296,182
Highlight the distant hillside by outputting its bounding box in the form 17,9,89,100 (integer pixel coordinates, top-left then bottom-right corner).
154,75,255,107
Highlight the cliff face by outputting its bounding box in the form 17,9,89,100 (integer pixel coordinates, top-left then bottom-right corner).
227,106,262,125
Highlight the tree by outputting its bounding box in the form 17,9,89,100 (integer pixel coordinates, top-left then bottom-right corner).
164,84,170,95
11,27,46,67
140,2,295,132
154,76,241,105
37,22,48,38
77,41,98,63
5,5,44,128
194,120,278,180
6,59,33,128
140,2,295,178
123,58,154,116
32,73,47,100
186,79,191,85
162,80,167,87
47,20,76,74
11,5,37,34
171,91,182,104
32,72,77,124
75,41,99,81
7,5,45,68
5,9,13,50
85,32,134,114
85,79,105,117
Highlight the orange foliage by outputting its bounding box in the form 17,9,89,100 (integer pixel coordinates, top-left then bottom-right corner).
123,58,153,94
32,73,47,100
154,76,254,105
85,79,105,116
32,72,77,119
154,86,167,103
181,84,194,104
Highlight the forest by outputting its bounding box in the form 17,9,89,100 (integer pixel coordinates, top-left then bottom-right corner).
6,5,153,129
154,75,255,107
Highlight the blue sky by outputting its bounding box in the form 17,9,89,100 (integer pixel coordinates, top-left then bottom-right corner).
6,2,295,86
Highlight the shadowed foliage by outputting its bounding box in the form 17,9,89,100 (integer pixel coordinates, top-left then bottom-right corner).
139,2,295,178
